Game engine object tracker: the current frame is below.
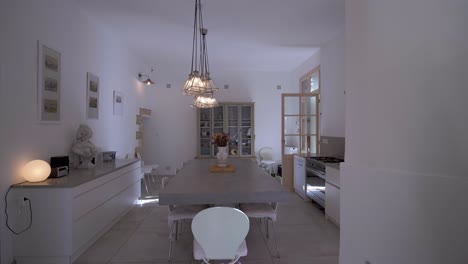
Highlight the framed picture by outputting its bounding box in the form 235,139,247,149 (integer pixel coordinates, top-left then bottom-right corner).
113,90,123,116
86,72,99,119
37,41,61,123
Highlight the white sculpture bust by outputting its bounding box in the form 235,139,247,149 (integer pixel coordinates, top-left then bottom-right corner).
72,124,98,169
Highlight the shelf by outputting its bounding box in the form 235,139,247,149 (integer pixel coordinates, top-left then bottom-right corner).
139,108,151,117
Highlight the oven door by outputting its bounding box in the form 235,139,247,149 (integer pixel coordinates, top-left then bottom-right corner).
305,169,326,207
306,166,326,180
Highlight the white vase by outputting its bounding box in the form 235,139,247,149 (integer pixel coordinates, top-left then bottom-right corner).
216,146,229,167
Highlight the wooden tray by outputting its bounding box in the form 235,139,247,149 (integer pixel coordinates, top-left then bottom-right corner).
210,164,235,172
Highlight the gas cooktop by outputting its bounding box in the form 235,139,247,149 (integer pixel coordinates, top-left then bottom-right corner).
308,156,344,163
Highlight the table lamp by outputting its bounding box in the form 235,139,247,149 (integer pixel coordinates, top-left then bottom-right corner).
22,160,51,182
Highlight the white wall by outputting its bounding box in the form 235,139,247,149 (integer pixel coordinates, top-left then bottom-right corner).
291,51,321,90
0,0,144,262
320,32,345,137
341,0,468,263
290,32,346,140
141,66,293,173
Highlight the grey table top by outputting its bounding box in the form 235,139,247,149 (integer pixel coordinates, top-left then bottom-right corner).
159,159,290,205
12,159,140,189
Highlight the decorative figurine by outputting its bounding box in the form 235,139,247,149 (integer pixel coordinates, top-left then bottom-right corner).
71,124,98,169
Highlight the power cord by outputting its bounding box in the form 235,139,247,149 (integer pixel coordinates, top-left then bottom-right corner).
4,185,32,235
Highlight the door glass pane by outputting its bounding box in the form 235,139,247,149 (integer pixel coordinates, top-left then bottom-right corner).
284,136,299,155
301,116,316,135
228,137,239,156
311,72,319,92
301,135,317,154
227,105,239,156
213,106,223,128
241,139,251,156
284,116,299,135
284,96,300,115
301,96,317,115
227,106,238,127
200,138,211,156
200,108,210,122
301,78,310,93
240,106,252,156
200,108,211,154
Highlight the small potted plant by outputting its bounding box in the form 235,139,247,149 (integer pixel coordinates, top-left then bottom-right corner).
212,133,229,167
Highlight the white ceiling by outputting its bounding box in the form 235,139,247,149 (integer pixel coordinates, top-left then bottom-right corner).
76,0,344,71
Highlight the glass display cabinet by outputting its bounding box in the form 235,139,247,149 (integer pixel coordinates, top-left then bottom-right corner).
197,103,254,158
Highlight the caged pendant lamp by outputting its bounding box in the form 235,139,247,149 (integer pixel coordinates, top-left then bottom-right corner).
183,0,219,108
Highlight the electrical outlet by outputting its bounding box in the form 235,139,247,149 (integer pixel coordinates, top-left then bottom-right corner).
322,139,329,144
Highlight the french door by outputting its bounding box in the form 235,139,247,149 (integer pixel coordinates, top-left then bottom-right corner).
281,93,319,190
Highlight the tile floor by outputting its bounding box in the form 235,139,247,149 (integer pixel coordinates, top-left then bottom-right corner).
75,192,339,264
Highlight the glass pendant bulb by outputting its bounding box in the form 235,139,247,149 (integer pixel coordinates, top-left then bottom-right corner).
183,71,206,96
192,94,218,108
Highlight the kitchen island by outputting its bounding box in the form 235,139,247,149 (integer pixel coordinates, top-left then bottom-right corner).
10,159,141,264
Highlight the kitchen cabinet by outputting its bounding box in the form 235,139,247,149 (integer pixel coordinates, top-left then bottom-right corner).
10,159,141,264
293,155,307,199
325,165,340,226
197,103,254,158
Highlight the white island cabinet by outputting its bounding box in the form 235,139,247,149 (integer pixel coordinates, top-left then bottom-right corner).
10,159,141,264
325,164,340,227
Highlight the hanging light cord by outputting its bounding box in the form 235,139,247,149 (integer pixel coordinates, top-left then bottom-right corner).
4,185,33,235
190,0,198,73
198,0,205,76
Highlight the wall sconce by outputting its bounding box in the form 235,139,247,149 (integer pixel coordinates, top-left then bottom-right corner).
138,68,155,85
21,160,51,182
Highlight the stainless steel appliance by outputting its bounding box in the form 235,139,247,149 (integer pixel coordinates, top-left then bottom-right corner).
305,157,344,207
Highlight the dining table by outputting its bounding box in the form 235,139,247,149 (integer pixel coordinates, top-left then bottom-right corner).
158,158,290,205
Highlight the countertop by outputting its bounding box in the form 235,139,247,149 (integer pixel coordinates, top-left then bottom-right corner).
13,159,140,189
326,163,341,170
294,154,343,170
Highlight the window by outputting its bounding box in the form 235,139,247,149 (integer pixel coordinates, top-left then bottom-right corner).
300,66,320,94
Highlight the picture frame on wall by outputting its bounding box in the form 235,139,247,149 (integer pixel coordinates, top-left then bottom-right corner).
37,40,61,123
113,90,123,116
86,72,99,119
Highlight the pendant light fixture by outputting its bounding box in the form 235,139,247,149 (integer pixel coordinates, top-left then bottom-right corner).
183,0,219,108
193,94,219,108
138,73,155,85
138,68,155,85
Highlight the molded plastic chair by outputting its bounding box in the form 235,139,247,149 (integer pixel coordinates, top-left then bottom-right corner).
192,207,250,264
161,177,207,261
258,147,275,175
239,202,280,258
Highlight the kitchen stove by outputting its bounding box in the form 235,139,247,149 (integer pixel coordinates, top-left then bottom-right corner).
306,156,344,178
305,156,344,207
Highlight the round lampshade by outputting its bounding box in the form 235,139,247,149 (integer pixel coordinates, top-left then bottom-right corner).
22,160,51,182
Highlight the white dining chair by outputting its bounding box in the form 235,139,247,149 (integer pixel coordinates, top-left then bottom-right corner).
239,202,280,258
161,177,207,261
257,147,276,175
192,207,249,264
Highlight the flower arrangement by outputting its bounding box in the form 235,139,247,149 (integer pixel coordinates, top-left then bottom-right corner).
212,133,229,147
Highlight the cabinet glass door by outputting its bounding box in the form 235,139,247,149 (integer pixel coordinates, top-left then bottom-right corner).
199,108,211,156
212,106,224,155
240,105,252,156
227,105,239,156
